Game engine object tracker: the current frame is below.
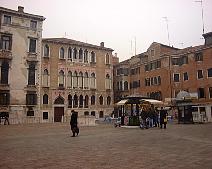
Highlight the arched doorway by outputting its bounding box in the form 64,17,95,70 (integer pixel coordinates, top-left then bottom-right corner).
54,96,64,122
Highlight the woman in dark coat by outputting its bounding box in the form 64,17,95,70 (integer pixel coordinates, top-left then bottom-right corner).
70,110,79,137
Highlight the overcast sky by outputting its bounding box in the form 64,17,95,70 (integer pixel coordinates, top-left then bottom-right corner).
1,0,212,61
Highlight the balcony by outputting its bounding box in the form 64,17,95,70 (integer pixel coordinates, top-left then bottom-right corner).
26,52,38,62
25,85,37,92
0,50,12,60
0,84,10,90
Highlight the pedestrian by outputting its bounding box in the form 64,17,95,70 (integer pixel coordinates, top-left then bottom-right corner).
70,110,79,137
160,107,167,129
4,112,10,125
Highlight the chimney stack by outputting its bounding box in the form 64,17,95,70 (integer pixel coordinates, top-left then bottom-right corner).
100,42,104,47
18,6,24,13
203,32,212,46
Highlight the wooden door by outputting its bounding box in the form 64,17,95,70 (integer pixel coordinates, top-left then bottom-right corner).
54,107,64,122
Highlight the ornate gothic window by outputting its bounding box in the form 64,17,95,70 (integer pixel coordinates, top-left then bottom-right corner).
59,70,65,87
78,72,83,89
60,47,65,59
84,49,88,63
43,69,49,87
67,71,72,88
68,94,72,108
44,44,49,57
91,95,95,105
99,95,103,105
73,94,78,108
90,72,96,89
84,72,89,89
84,95,89,108
79,95,83,108
73,71,78,88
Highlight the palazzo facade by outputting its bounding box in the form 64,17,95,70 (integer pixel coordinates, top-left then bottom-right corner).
41,38,114,122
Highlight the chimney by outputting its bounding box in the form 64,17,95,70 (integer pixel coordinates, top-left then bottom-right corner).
203,32,212,46
100,42,104,47
18,6,24,13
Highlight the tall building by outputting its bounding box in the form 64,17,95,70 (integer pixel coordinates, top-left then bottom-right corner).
41,38,114,122
0,6,45,124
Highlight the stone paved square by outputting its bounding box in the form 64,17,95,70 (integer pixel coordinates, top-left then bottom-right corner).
0,123,212,169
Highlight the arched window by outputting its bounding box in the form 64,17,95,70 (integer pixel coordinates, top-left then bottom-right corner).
73,48,77,59
78,72,83,89
105,74,111,89
105,53,110,64
43,69,49,87
91,51,96,63
44,44,49,57
91,111,95,116
1,61,9,84
54,95,64,104
79,95,83,108
84,111,89,116
59,70,65,87
84,72,89,89
68,94,72,108
79,48,83,60
68,47,72,60
67,71,72,88
73,71,78,88
84,49,88,63
60,47,65,59
124,81,128,90
84,95,89,108
43,94,48,104
90,72,96,89
107,96,111,105
28,62,36,85
73,94,78,108
91,95,95,105
99,95,103,105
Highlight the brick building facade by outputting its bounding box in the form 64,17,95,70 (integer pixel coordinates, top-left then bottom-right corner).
41,38,114,122
114,35,212,122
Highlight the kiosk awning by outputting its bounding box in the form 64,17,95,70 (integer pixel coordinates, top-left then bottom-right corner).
116,99,128,105
141,99,164,105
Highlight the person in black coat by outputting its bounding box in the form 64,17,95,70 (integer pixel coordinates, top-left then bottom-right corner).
70,110,79,137
160,107,167,129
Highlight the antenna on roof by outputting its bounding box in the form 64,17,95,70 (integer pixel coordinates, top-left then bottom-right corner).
195,0,205,34
163,17,171,46
63,32,68,38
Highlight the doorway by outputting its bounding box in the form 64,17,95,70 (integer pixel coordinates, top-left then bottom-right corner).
54,107,64,122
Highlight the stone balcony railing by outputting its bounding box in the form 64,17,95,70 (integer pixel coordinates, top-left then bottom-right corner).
0,49,12,60
0,83,10,90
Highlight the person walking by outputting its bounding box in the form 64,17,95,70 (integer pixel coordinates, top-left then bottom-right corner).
4,112,10,125
70,110,79,137
160,107,167,129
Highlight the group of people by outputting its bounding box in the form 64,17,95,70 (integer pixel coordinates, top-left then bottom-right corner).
140,105,168,129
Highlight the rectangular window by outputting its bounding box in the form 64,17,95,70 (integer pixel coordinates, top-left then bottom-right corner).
172,58,179,65
3,15,11,24
29,38,36,53
197,70,203,79
183,72,188,81
43,112,48,119
181,55,188,65
158,76,161,85
195,52,203,61
209,87,212,98
30,20,37,29
0,92,10,105
1,35,12,50
207,68,212,77
198,88,205,98
173,73,180,82
26,93,37,105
